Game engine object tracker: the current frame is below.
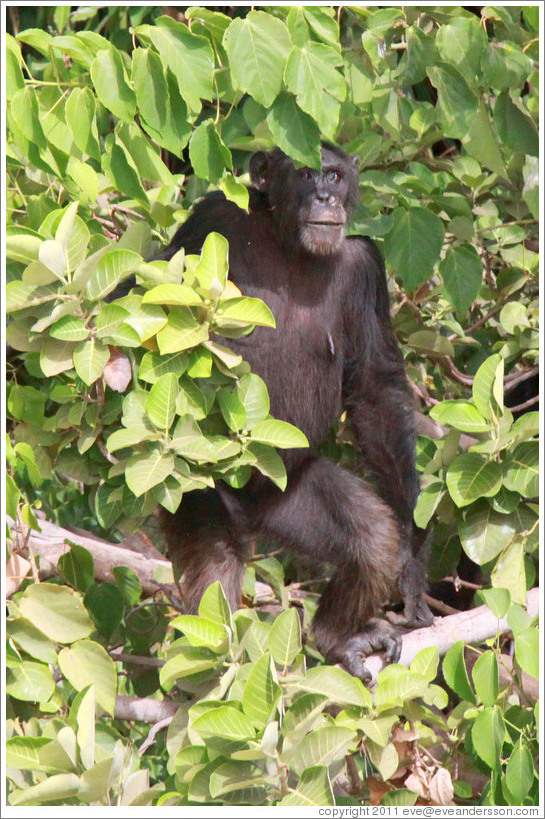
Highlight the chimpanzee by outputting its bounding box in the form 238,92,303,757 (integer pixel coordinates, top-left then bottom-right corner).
143,143,434,680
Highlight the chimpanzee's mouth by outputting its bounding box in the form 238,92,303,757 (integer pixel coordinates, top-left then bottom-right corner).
305,221,345,227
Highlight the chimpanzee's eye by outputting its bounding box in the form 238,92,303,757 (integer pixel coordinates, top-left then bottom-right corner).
327,171,341,184
298,168,312,180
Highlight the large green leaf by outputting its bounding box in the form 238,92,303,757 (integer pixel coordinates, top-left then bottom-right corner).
90,46,135,122
297,665,372,708
250,419,309,449
58,640,117,714
145,372,178,429
446,453,503,508
19,584,94,644
284,42,346,136
144,15,215,114
266,93,322,168
242,652,281,729
280,765,334,806
156,308,209,354
289,725,355,775
384,208,444,290
6,661,55,703
503,442,539,497
268,608,302,667
125,448,174,497
426,62,478,139
442,641,475,703
439,244,483,315
505,741,535,804
73,338,110,385
471,706,505,770
430,400,489,433
458,501,516,564
472,354,504,420
223,11,292,107
471,650,499,707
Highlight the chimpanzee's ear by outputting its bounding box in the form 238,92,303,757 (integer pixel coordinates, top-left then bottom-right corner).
351,154,360,169
249,150,271,191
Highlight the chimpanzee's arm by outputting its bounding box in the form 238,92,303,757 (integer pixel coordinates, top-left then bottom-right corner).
342,236,418,523
342,237,433,625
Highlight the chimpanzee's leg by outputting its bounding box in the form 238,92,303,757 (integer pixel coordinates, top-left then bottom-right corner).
162,488,248,613
256,457,402,680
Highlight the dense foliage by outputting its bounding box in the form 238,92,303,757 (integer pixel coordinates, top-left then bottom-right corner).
5,4,539,808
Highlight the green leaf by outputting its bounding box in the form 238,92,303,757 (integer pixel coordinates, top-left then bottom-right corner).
146,372,179,429
58,543,95,593
514,629,539,679
430,400,489,433
298,665,373,708
209,761,264,799
426,62,478,139
142,283,203,307
19,583,94,643
145,15,215,114
86,248,142,300
65,87,100,160
483,42,532,91
505,741,535,803
49,315,89,342
410,647,439,682
268,608,302,667
7,618,57,664
39,239,67,280
472,354,504,420
6,661,55,703
247,442,288,491
480,587,511,619
9,773,81,805
446,453,503,508
250,419,309,449
284,42,346,136
90,46,136,122
132,47,191,156
236,373,270,428
494,92,539,158
198,581,233,629
384,208,445,290
216,297,276,329
192,704,256,744
194,231,229,295
464,102,507,177
171,614,229,653
6,736,53,771
224,11,292,107
156,308,209,354
266,93,322,168
472,650,499,706
10,86,46,143
503,442,539,497
106,426,156,453
73,338,110,385
242,652,281,729
113,566,142,606
458,501,516,565
289,726,355,775
125,448,175,497
280,765,334,806
414,479,445,529
471,706,505,770
442,641,475,703
436,16,487,81
84,582,124,640
491,538,527,605
58,639,117,714
439,245,483,316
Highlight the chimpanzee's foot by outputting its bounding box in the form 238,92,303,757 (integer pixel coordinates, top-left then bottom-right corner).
339,620,402,683
403,593,434,627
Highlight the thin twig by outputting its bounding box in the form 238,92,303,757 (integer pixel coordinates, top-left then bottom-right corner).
138,717,174,756
506,394,539,413
424,594,459,617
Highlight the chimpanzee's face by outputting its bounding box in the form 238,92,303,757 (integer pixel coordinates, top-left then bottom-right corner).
294,151,356,255
250,145,360,257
